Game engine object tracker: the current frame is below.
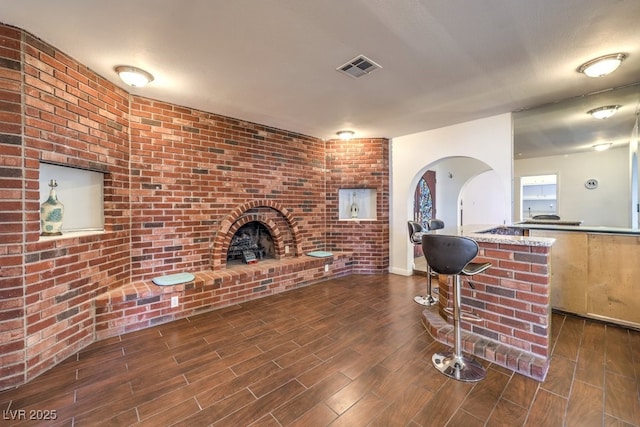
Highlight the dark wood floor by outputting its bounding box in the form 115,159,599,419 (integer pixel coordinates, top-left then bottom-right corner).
1,274,639,426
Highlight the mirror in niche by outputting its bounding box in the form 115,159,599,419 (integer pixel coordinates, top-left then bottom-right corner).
513,81,640,228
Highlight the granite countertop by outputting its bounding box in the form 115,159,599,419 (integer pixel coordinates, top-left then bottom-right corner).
512,222,640,235
433,225,555,247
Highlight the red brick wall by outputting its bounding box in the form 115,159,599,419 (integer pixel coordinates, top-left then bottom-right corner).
20,29,131,387
0,24,390,390
326,139,390,273
128,97,327,279
438,241,551,358
0,25,26,391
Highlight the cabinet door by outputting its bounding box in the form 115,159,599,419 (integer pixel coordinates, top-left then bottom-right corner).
586,234,640,325
529,230,586,312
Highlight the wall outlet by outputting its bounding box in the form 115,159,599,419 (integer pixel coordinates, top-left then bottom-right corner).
285,245,289,254
171,296,179,308
324,264,329,272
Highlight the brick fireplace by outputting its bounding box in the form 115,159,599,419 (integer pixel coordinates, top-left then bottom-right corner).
211,200,303,270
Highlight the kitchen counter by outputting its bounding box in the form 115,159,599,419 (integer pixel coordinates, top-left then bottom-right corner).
507,224,640,329
423,223,640,329
430,224,555,247
513,221,640,235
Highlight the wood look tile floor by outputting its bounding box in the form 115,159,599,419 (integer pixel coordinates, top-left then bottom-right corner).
2,274,640,426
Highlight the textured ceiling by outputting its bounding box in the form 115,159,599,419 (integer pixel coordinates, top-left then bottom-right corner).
2,0,640,156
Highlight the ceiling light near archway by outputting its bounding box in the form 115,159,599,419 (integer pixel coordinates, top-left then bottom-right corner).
115,66,154,87
578,53,627,77
336,130,355,140
587,105,621,119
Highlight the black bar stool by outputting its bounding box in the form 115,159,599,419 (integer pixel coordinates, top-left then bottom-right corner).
412,219,444,306
421,234,491,382
407,221,423,245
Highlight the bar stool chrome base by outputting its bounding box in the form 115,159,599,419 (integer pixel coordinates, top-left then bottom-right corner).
413,294,438,306
413,268,438,306
432,351,486,382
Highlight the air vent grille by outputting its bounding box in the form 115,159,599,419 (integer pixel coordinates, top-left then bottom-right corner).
336,55,382,78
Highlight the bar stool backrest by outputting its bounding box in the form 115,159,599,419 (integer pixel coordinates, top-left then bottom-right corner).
407,221,423,244
421,234,478,275
427,218,445,231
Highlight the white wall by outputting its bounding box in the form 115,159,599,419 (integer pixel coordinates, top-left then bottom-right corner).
431,157,493,227
461,170,507,226
514,147,629,227
390,113,513,276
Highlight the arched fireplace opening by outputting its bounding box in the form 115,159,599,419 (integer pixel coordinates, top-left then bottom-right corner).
227,221,276,265
211,200,303,270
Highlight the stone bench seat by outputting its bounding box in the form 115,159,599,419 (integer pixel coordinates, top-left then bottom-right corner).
95,252,353,340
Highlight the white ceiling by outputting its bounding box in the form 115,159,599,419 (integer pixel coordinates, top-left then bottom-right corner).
2,0,640,151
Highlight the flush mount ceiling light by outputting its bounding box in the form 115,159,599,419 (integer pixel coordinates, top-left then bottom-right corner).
115,65,154,87
593,142,612,151
587,105,622,119
336,130,355,140
577,53,627,77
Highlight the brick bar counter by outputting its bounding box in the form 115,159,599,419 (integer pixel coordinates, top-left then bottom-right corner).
420,225,555,381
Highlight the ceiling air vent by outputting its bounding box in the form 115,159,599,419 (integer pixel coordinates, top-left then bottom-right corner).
336,55,382,78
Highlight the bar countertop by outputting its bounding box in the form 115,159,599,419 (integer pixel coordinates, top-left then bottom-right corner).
512,221,640,235
433,224,555,247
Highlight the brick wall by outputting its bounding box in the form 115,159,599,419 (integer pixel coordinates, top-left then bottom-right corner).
470,241,551,359
0,24,390,390
0,24,26,391
20,28,131,388
128,97,327,279
428,240,552,374
325,139,390,273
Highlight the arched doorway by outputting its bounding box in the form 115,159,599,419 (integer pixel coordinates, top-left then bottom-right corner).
410,156,506,273
412,170,436,259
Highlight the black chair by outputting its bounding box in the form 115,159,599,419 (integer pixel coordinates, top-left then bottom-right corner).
413,219,445,306
407,221,423,244
421,234,491,382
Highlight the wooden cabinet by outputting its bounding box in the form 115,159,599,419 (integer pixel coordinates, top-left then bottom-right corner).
530,229,640,328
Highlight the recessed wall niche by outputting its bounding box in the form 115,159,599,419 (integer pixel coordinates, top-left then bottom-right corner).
39,162,105,237
338,188,377,220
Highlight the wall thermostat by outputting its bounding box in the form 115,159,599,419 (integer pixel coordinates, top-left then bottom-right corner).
584,178,599,190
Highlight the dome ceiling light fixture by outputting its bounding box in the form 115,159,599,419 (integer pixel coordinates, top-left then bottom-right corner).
115,65,154,87
336,130,355,140
577,53,627,77
593,142,613,151
587,105,622,119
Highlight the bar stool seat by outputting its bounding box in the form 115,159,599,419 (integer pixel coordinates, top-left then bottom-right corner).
421,233,491,382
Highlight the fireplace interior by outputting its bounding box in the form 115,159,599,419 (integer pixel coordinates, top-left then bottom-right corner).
227,222,275,265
